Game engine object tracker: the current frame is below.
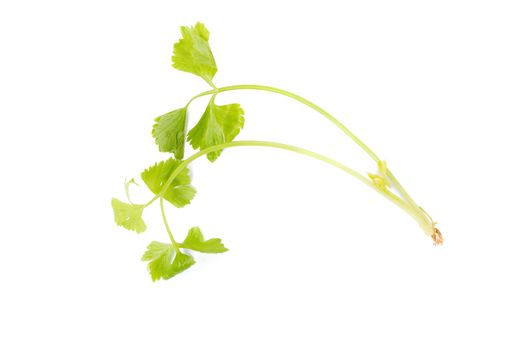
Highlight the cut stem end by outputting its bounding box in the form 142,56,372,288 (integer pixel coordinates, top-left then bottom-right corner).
432,227,444,246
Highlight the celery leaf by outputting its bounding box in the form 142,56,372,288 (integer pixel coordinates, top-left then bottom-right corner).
181,227,228,253
187,100,244,162
142,242,195,281
172,22,217,84
111,198,146,233
152,108,187,159
141,158,196,208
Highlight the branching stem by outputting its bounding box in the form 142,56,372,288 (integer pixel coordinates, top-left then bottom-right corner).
186,84,436,237
145,140,433,237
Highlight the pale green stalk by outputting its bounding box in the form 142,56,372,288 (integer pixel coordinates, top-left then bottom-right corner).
144,140,433,236
186,84,436,238
189,85,379,161
160,198,180,252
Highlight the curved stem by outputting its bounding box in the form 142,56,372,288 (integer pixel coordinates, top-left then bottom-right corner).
190,84,380,161
145,141,429,232
160,198,180,252
188,84,427,217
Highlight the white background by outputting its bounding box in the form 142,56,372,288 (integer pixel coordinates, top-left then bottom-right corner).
1,1,524,348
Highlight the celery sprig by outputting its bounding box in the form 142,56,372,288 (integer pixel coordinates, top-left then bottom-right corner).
112,22,442,282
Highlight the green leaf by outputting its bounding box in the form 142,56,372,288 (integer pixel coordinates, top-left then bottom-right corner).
181,227,228,253
111,198,146,233
187,99,245,162
141,158,196,208
152,108,187,160
170,252,196,277
172,22,217,84
142,242,195,281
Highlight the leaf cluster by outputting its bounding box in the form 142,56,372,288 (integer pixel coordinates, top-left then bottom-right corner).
112,23,236,281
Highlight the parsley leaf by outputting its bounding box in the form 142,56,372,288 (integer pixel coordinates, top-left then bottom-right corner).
141,241,195,281
152,108,187,159
141,158,196,208
111,198,146,233
181,227,228,253
187,99,245,162
172,22,217,85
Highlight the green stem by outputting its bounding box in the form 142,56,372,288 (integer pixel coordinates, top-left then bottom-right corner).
188,84,428,222
385,169,419,211
160,198,180,252
145,140,430,233
189,84,380,161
